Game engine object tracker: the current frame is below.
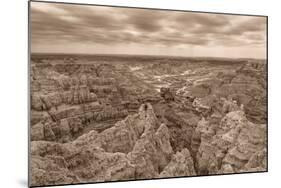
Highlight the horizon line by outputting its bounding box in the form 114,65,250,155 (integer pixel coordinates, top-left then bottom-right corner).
30,52,266,61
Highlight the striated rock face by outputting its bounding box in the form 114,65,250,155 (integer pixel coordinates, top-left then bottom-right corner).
128,123,173,178
160,148,196,178
30,104,176,186
75,103,157,154
196,110,266,175
31,141,135,185
31,86,98,111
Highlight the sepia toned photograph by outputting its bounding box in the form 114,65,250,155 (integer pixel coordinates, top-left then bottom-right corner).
29,1,267,187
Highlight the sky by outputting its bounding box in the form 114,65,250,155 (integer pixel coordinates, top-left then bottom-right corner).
30,1,267,59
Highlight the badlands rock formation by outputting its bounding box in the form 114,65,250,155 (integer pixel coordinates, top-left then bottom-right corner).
30,55,267,186
195,110,266,175
31,102,266,186
31,104,174,186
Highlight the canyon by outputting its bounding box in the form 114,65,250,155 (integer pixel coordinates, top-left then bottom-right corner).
30,54,267,186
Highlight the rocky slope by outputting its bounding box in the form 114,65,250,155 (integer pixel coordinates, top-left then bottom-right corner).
31,104,175,186
195,110,266,175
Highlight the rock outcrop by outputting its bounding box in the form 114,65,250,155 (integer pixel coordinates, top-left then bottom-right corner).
196,110,266,175
30,104,179,187
31,86,98,111
160,148,196,178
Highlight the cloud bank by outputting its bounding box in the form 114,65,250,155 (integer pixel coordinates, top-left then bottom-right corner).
31,2,267,58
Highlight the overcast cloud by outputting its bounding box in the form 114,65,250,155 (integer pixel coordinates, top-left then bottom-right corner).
30,2,267,59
